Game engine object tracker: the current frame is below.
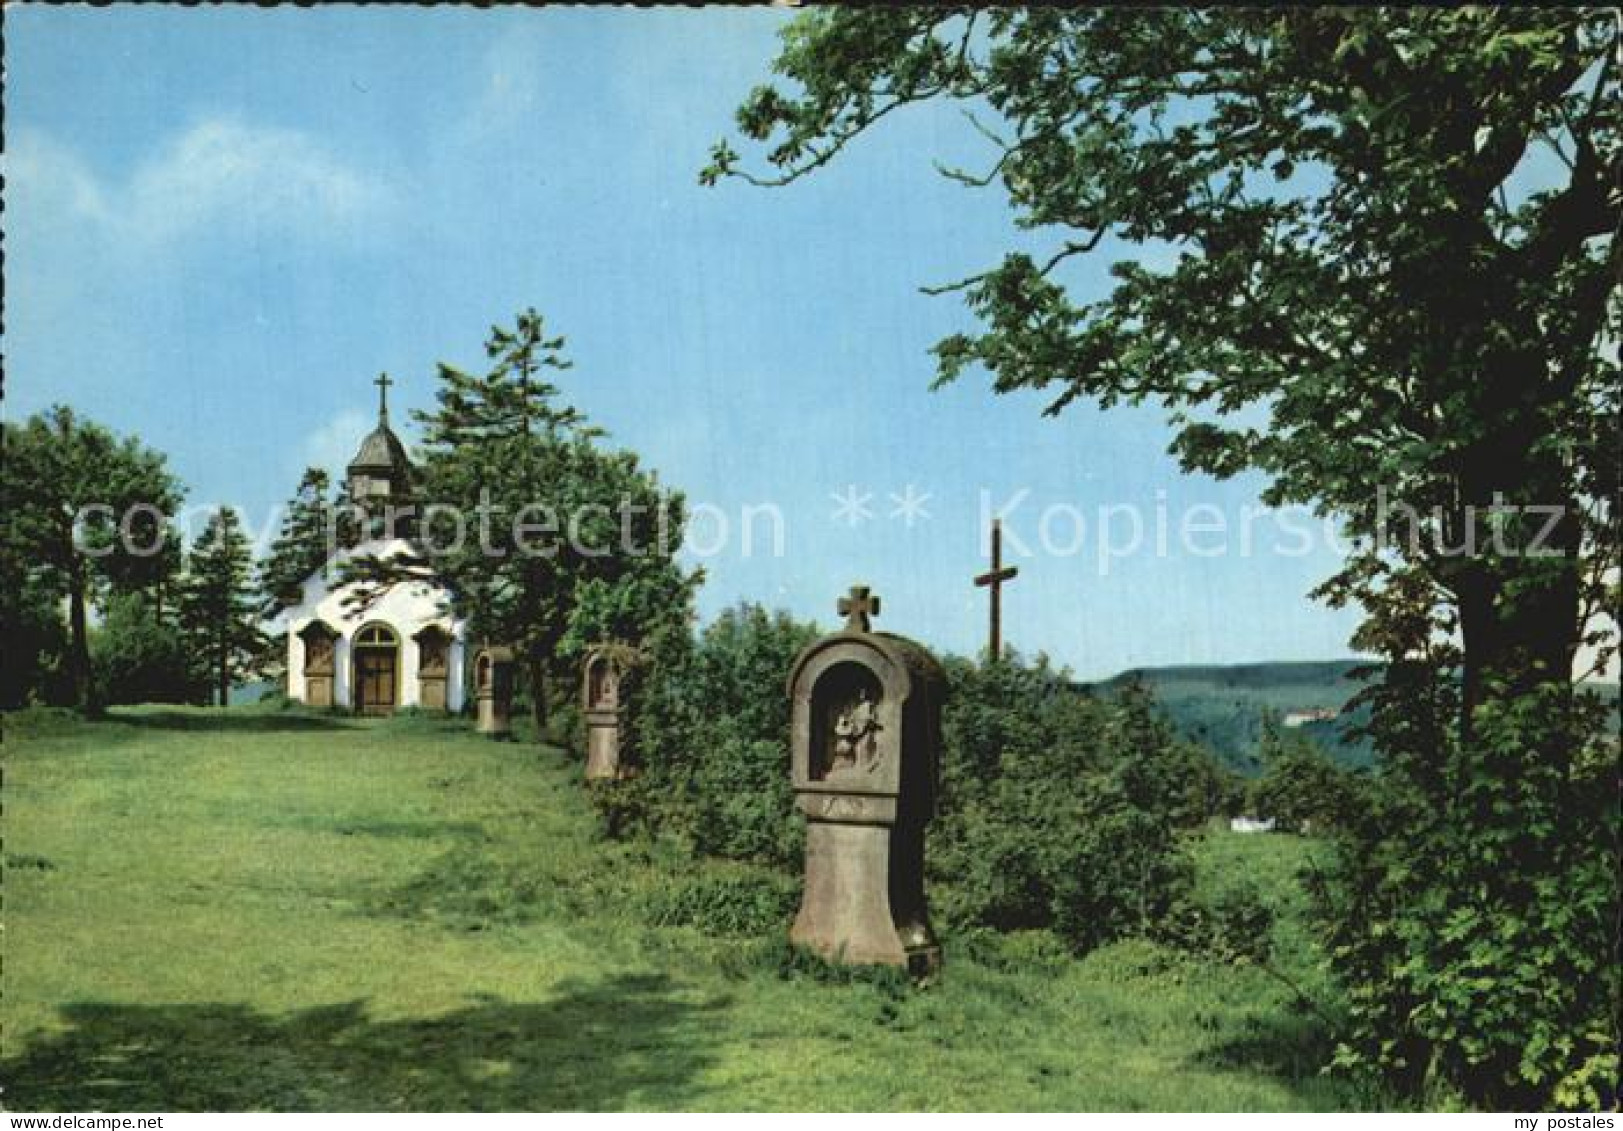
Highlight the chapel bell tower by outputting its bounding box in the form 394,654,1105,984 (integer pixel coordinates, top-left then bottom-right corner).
346,373,413,503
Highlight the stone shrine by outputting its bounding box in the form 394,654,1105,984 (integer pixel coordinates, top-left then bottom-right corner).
582,645,629,780
474,645,516,738
786,585,944,975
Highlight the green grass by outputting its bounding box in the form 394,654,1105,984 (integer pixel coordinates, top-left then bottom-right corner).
2,705,1373,1111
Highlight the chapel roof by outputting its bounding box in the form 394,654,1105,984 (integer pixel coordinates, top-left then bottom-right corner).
348,373,413,474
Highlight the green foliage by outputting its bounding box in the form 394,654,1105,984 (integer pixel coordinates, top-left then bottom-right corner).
91,592,205,706
626,614,1237,957
631,603,819,868
340,308,699,733
584,774,660,842
2,405,184,711
643,871,798,938
932,659,1226,952
258,468,336,614
1160,881,1277,968
1248,714,1360,832
1312,674,1620,1108
178,508,269,708
709,10,1619,1107
0,572,69,709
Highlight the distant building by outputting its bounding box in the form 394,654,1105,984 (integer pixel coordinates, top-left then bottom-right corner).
1281,707,1338,728
276,384,467,715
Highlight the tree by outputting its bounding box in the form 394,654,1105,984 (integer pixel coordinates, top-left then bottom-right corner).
1,406,184,712
258,468,336,614
706,9,1619,1105
623,603,819,863
180,508,267,708
0,564,70,709
342,309,699,734
92,591,204,706
1248,713,1356,832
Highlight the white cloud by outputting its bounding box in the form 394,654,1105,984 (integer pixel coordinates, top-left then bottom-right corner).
457,27,549,145
299,408,374,480
8,118,397,254
6,131,112,226
130,119,395,244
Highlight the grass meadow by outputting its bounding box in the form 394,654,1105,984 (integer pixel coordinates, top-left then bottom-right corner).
1,705,1373,1111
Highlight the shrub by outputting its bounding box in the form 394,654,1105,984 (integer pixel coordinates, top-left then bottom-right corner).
623,609,1235,960
1313,671,1620,1108
932,658,1215,952
90,593,205,706
585,775,660,842
629,603,819,866
1248,715,1359,832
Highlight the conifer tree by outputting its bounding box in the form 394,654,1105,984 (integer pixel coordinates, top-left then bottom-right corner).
342,308,697,734
259,468,336,613
180,508,268,707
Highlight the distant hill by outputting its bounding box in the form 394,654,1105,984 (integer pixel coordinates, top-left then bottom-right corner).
1085,660,1377,775
1087,661,1619,776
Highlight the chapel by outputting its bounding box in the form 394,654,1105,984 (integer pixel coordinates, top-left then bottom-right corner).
280,377,467,714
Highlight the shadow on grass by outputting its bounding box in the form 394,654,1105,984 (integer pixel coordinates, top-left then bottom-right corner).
109,709,357,733
1,974,726,1111
1192,1005,1340,1088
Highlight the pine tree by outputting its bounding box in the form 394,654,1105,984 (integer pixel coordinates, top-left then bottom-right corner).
259,468,335,614
340,308,697,736
180,508,268,707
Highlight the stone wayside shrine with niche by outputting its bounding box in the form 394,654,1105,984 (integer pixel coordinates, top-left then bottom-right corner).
786,586,944,975
474,645,516,738
582,645,629,780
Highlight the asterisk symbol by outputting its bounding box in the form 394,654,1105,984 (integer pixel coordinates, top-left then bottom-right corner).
887,484,933,527
829,485,875,527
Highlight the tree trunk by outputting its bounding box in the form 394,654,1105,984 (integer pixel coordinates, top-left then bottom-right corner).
218,633,230,708
528,648,549,740
1453,362,1581,747
67,561,95,715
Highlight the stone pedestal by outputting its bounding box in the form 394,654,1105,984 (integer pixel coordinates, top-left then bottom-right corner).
474,645,515,739
582,645,627,780
786,587,943,975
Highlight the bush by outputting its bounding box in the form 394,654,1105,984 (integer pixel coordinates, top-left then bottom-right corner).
1248,715,1358,832
932,658,1216,952
1158,881,1276,966
688,735,802,864
585,775,660,841
622,608,1236,961
629,603,819,866
91,593,205,706
1314,672,1621,1108
0,579,70,709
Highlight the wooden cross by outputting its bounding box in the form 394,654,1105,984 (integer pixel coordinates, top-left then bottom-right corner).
374,372,393,419
837,585,880,633
974,519,1019,661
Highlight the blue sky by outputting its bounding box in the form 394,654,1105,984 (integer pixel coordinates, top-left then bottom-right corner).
6,5,1365,679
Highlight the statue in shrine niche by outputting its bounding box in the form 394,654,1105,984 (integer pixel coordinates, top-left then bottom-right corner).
592,664,618,709
307,633,333,670
583,644,634,781
830,688,881,777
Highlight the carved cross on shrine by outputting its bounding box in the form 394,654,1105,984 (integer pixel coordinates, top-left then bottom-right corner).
838,585,881,633
974,519,1019,661
374,372,394,421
